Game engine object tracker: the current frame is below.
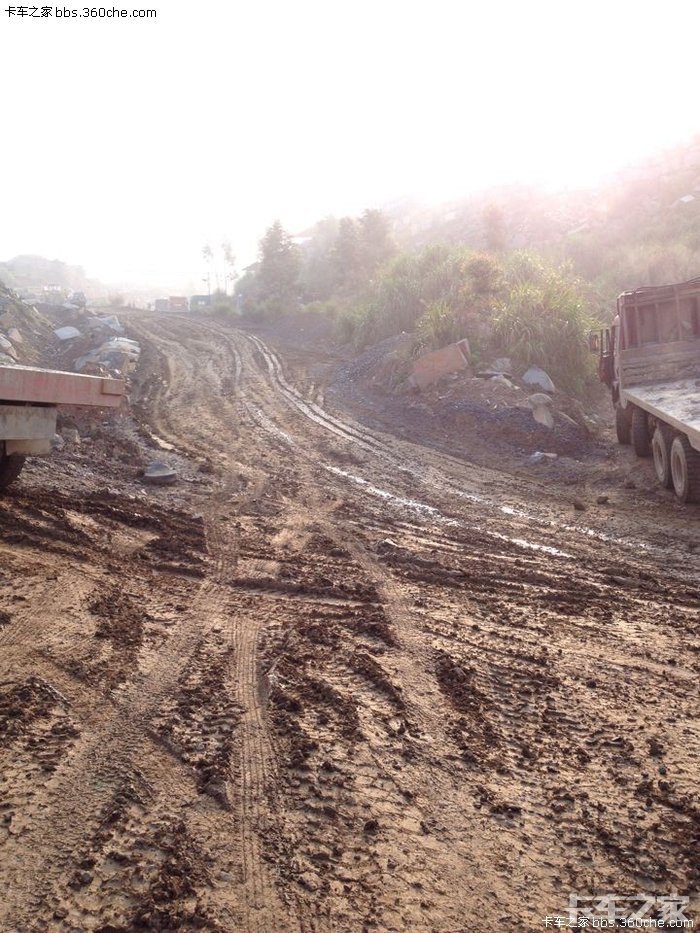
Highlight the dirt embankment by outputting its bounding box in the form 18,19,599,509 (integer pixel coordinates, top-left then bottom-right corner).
0,310,698,932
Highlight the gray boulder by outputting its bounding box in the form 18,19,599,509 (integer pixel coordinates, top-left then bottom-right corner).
54,326,82,341
523,366,555,392
143,461,178,485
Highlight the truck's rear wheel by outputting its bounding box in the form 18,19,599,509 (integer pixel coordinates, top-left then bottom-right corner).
631,407,651,458
0,451,26,490
615,404,632,444
670,435,700,503
651,425,674,488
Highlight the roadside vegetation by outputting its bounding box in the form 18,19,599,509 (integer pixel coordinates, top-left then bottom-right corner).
234,138,700,398
236,217,595,395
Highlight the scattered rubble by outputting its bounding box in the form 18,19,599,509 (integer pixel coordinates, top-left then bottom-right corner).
0,283,54,365
334,331,601,463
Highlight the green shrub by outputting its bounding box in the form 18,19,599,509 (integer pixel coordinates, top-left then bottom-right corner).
333,245,595,396
492,255,595,395
415,300,462,352
337,303,372,345
348,246,503,348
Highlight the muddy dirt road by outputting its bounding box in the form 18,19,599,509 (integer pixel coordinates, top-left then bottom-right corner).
1,313,698,932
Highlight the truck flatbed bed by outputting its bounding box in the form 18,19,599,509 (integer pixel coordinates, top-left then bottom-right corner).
628,378,700,449
0,364,124,408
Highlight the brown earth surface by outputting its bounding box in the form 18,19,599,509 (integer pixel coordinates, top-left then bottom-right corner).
1,312,698,932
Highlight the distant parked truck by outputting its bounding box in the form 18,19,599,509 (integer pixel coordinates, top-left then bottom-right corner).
154,298,170,313
168,296,189,312
0,364,125,489
189,294,211,311
595,277,700,502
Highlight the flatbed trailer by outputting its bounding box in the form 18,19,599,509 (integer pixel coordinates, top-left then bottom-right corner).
0,364,125,489
625,378,700,445
596,277,700,502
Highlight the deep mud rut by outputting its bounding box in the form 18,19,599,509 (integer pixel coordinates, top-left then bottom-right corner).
0,313,698,932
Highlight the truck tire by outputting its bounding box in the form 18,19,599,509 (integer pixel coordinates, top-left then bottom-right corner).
670,435,700,503
631,407,651,458
615,404,632,445
0,452,26,490
651,425,674,488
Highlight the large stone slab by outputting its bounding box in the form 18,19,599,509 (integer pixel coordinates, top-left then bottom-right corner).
411,339,471,390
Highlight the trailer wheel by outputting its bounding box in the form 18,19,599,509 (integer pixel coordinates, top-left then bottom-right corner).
615,404,632,445
651,425,674,489
670,435,700,503
0,452,26,490
631,407,651,458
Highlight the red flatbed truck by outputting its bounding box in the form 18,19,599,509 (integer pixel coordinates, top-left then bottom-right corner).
595,277,700,502
0,364,125,489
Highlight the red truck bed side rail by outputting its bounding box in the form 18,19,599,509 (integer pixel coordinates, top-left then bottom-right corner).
0,365,125,407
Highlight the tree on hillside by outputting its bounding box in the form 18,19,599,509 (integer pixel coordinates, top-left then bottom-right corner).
222,239,236,294
256,221,301,315
202,244,215,293
234,263,261,313
296,209,395,303
334,217,362,291
299,216,339,302
359,209,396,274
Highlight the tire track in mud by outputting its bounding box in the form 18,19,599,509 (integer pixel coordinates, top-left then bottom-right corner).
0,563,240,927
127,316,243,464
0,377,262,930
144,318,699,925
163,320,696,924
171,333,427,923
4,312,696,930
237,332,699,648
225,334,505,925
229,325,699,926
128,316,294,930
243,332,699,581
0,317,296,929
0,561,93,663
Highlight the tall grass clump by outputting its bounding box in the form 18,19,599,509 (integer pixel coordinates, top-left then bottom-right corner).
354,246,502,351
492,253,595,395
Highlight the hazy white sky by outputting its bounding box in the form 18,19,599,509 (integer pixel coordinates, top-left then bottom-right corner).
2,0,699,289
